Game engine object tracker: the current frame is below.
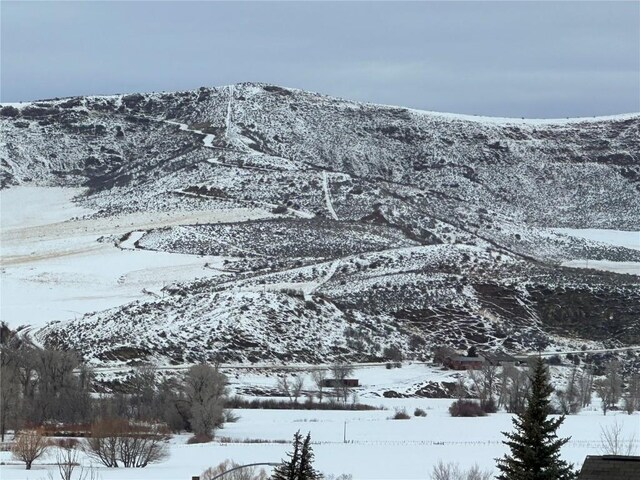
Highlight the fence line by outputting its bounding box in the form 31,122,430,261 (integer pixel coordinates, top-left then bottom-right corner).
202,438,623,448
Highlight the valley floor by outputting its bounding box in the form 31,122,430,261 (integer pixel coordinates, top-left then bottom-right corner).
1,397,638,479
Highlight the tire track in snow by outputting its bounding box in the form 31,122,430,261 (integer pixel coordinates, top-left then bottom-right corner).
312,259,340,292
322,171,339,220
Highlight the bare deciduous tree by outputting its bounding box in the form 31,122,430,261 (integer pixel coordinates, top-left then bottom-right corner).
624,373,640,415
11,428,50,470
594,379,613,415
556,365,581,415
129,363,157,421
277,375,292,401
599,419,638,456
184,363,227,439
46,465,101,480
0,346,20,441
291,375,305,403
594,360,624,415
469,364,498,412
32,348,84,424
331,362,354,403
499,365,530,414
577,364,594,408
310,369,327,403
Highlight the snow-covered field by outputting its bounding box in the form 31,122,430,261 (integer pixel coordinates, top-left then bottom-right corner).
551,228,640,275
552,228,640,251
1,397,638,479
1,365,639,479
0,187,274,328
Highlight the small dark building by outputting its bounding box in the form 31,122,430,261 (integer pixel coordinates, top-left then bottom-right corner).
480,351,518,367
321,378,359,388
443,356,485,370
578,455,640,480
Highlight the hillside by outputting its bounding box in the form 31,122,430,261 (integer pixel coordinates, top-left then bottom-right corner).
1,83,639,367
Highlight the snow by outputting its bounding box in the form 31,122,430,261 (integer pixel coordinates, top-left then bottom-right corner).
551,228,640,251
561,260,640,276
407,108,640,126
164,119,217,149
322,171,339,221
0,187,275,328
550,228,640,275
0,393,637,479
0,187,92,229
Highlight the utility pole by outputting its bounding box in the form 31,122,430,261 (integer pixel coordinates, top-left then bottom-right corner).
343,420,347,443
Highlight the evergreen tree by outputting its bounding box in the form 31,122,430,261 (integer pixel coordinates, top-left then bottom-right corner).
271,431,302,480
272,431,322,480
298,432,322,479
496,357,576,480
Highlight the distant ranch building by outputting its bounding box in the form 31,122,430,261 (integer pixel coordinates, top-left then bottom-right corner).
443,356,485,370
480,351,518,367
321,378,359,388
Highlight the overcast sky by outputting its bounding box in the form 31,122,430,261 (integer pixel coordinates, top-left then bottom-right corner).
1,1,639,118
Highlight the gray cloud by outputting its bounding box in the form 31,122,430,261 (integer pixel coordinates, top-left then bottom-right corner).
1,1,638,117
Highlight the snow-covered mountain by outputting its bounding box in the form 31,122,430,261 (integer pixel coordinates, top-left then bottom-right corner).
1,83,639,367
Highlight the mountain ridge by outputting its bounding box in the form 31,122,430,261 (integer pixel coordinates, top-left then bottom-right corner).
1,83,638,369
3,82,638,124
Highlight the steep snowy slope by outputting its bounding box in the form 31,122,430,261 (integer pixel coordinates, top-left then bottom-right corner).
1,84,638,367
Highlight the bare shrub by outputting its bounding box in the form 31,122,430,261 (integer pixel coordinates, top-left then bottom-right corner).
448,400,486,417
202,459,268,480
84,418,124,467
431,460,492,480
391,407,410,420
11,428,50,470
83,418,169,468
186,432,213,444
46,465,102,480
117,426,169,468
53,438,80,480
414,407,427,417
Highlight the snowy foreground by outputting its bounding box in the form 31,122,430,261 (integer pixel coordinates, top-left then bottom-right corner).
0,398,638,480
1,364,639,480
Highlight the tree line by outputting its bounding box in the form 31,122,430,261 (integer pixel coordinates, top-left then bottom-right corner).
449,355,639,418
1,344,229,441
